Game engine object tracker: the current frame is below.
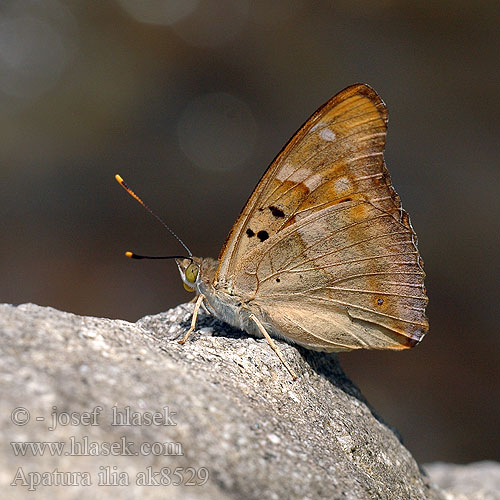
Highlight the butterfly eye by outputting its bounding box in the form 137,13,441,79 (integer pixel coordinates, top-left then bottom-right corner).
185,263,199,285
183,263,199,292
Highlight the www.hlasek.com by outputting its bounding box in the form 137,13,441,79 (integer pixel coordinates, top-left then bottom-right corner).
11,435,183,457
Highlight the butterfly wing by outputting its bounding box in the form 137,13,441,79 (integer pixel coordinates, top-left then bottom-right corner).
214,83,428,349
234,200,427,350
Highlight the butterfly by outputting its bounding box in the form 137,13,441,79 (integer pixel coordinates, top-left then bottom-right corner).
116,83,429,379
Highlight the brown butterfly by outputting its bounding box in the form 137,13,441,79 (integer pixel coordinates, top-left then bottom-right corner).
117,83,428,379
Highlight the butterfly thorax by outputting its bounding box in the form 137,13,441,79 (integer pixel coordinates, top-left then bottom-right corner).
176,256,254,333
197,257,259,333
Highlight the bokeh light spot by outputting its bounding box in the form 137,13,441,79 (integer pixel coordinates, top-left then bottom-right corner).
177,92,257,171
117,0,199,26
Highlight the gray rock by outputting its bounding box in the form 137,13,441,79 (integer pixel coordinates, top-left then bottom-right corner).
424,462,500,500
0,302,444,499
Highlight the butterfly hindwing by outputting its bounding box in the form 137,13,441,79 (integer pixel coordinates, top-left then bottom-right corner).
233,200,428,350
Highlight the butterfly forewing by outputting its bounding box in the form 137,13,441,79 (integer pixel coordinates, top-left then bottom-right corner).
213,83,428,350
215,84,404,285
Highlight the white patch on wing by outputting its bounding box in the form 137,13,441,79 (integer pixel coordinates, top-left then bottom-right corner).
277,163,314,183
276,163,294,181
303,173,323,191
319,127,336,141
334,177,352,193
289,168,312,183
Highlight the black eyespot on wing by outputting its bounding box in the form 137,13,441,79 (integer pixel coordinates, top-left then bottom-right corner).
246,228,255,237
269,205,285,218
276,278,281,283
257,230,269,242
377,298,384,306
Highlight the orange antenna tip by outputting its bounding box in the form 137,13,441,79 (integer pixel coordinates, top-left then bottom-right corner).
125,251,133,258
115,175,193,257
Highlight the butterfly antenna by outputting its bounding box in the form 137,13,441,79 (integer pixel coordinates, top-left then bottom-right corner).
124,252,192,262
115,174,192,257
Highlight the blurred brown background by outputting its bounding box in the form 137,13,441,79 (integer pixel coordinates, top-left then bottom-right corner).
1,0,499,464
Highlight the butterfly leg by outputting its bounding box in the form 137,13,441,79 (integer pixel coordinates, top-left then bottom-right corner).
201,300,212,316
178,293,206,345
249,314,297,380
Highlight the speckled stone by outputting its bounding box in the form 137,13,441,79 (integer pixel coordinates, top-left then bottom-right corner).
0,302,446,499
424,462,500,500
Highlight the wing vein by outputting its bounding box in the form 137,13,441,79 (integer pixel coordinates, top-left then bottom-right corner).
264,292,426,330
287,231,412,272
260,113,386,207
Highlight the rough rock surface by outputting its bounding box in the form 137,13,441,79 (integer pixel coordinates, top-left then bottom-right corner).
423,462,500,500
0,302,484,499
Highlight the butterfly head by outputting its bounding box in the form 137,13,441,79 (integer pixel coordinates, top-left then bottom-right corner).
176,257,201,292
